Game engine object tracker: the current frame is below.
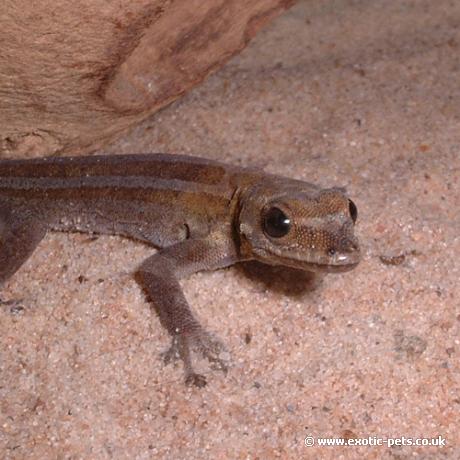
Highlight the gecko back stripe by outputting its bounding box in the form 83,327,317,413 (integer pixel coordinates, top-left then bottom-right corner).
0,175,231,200
0,183,231,210
0,154,230,186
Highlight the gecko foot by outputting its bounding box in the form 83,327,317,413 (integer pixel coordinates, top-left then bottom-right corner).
161,330,229,386
0,297,25,314
185,372,207,388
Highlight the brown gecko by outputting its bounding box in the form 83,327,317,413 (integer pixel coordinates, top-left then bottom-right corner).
0,153,360,386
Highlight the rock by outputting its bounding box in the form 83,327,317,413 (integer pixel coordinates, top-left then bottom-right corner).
1,0,295,156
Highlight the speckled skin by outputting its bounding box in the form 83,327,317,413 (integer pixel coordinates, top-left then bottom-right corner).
0,153,360,385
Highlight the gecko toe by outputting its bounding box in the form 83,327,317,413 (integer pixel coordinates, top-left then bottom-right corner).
161,337,182,365
0,297,25,315
193,332,230,374
161,331,230,384
209,358,229,375
185,372,207,387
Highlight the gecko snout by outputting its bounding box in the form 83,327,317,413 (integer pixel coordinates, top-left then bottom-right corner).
328,237,360,266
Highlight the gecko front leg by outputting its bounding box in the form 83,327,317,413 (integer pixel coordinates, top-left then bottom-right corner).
136,236,239,387
0,204,47,285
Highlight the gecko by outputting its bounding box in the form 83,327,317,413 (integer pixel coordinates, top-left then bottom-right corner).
0,153,360,386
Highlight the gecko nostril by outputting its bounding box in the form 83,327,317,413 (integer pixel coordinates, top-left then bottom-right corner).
339,238,359,253
328,248,336,256
348,241,359,252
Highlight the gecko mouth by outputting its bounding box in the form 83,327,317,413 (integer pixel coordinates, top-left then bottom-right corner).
253,247,361,273
299,260,360,273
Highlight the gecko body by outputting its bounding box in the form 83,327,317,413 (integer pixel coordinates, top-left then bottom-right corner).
0,154,360,386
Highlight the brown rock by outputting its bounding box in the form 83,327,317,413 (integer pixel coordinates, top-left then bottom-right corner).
0,0,295,157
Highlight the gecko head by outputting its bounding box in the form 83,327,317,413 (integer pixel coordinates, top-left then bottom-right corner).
237,178,361,273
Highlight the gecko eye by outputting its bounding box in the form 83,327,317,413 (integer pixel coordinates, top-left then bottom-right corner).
348,199,358,223
262,207,291,238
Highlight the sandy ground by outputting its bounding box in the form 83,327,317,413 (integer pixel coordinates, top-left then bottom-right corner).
1,0,459,458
